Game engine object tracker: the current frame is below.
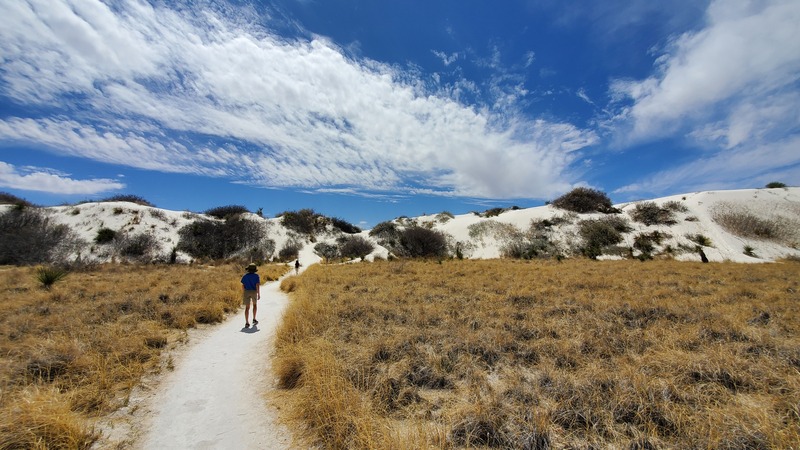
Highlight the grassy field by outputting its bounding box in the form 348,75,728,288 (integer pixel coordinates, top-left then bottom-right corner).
275,259,800,449
0,262,288,449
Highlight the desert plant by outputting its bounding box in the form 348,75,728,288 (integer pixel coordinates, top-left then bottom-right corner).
280,209,327,235
765,181,786,188
177,216,269,260
579,218,625,258
35,266,69,289
687,233,712,247
204,205,250,219
0,191,33,206
630,202,677,225
98,194,155,206
314,242,340,262
339,236,375,260
744,245,757,257
278,239,303,261
713,208,782,241
663,200,689,213
0,207,83,265
483,207,506,218
436,211,455,223
398,226,448,258
551,187,614,214
113,232,158,261
95,228,117,244
330,217,361,234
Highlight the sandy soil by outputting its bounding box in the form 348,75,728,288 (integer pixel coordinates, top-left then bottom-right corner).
95,272,296,449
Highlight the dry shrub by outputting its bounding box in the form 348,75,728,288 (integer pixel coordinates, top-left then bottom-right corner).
280,276,299,293
712,204,797,243
273,259,800,448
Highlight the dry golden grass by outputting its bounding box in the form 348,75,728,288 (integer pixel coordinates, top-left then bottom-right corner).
275,259,800,449
0,263,264,449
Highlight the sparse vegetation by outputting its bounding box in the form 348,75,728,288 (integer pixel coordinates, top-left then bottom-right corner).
765,181,787,188
177,215,270,261
274,260,800,449
314,242,340,262
0,207,84,265
0,192,33,207
551,187,615,214
578,217,626,258
278,238,303,261
712,203,797,243
630,201,678,225
113,231,159,261
205,205,250,219
0,264,243,449
330,217,361,234
687,233,713,247
97,195,155,207
280,209,327,236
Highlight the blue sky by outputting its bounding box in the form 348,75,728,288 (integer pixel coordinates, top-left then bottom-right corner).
1,0,798,228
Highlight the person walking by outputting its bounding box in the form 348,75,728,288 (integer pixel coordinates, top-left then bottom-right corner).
294,259,300,275
241,263,260,328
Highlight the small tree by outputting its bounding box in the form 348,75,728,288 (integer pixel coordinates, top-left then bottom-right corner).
765,182,787,188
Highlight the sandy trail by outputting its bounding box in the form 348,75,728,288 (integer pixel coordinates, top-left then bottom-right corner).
127,274,296,449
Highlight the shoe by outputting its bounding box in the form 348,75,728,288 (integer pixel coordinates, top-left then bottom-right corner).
245,322,250,328
252,319,258,325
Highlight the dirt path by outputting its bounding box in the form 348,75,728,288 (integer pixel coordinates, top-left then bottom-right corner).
96,271,297,449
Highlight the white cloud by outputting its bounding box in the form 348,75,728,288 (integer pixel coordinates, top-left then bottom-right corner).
611,0,800,145
0,161,125,194
0,0,596,200
432,50,459,66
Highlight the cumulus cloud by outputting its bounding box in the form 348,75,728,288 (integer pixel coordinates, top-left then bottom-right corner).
611,0,800,146
607,0,800,196
0,0,595,200
0,161,125,194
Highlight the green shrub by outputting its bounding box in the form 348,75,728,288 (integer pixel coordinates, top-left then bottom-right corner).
630,202,677,226
95,228,117,244
551,187,614,214
579,218,625,258
743,245,757,257
114,232,158,260
663,200,688,213
765,182,786,188
483,207,506,218
687,234,712,247
35,266,69,289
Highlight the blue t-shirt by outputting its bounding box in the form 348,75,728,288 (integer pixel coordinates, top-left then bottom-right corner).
241,273,260,290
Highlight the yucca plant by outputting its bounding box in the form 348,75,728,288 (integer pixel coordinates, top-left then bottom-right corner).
35,266,69,290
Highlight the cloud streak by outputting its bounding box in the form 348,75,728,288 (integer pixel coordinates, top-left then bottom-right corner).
0,161,124,195
0,0,595,200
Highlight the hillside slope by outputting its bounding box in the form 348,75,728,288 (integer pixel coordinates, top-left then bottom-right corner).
2,187,798,263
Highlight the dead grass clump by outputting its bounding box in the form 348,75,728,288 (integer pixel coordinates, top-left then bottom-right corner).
0,388,98,449
273,259,800,448
0,264,242,448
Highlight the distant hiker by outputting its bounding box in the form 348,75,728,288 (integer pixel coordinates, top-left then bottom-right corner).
241,263,260,328
294,259,301,275
698,247,709,263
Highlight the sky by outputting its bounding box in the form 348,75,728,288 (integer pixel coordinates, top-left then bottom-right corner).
1,0,798,228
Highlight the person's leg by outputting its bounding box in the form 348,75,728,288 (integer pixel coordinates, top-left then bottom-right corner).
252,300,258,324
